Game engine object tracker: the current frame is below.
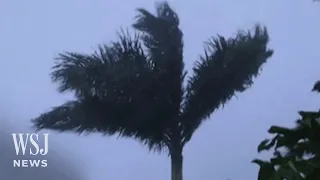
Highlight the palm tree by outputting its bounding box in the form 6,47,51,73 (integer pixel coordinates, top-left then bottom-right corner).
253,82,320,180
32,2,273,180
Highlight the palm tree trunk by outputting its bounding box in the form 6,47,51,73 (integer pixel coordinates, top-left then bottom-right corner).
171,149,183,180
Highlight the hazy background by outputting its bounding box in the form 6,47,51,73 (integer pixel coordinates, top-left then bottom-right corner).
0,120,87,180
1,0,319,180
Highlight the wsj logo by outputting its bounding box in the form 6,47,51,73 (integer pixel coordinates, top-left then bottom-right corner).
12,133,49,168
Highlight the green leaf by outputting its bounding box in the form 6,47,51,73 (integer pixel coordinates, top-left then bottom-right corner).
268,126,290,134
257,139,270,152
252,159,270,166
254,161,276,180
288,161,298,172
312,80,320,92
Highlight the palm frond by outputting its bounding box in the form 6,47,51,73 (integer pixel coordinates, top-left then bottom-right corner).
32,99,120,134
51,31,151,98
181,24,273,144
33,31,175,151
133,2,185,132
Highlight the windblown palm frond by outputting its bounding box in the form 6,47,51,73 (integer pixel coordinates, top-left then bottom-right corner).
51,32,151,98
32,32,172,149
180,26,273,144
133,2,185,137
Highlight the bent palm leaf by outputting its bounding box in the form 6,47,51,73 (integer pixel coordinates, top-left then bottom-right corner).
181,26,273,144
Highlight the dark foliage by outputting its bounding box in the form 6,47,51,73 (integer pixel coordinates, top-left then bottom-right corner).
253,98,320,179
312,81,320,92
32,2,273,154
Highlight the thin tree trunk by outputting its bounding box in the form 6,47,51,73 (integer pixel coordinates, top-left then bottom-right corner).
171,149,183,180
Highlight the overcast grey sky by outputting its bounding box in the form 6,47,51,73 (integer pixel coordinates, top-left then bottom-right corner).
1,0,319,180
